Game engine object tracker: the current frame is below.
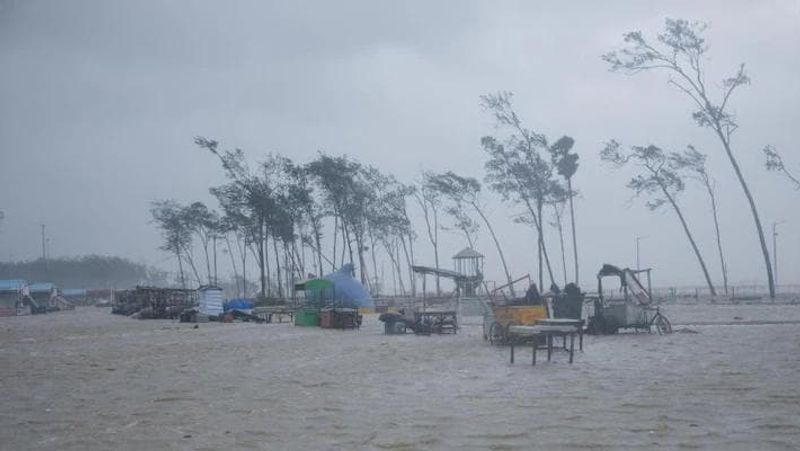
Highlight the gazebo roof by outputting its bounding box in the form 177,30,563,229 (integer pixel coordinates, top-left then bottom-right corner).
453,247,484,259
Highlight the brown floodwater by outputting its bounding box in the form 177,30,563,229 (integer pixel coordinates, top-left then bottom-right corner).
1,305,799,450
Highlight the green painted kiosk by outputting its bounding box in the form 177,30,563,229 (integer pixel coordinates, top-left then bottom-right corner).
294,278,334,327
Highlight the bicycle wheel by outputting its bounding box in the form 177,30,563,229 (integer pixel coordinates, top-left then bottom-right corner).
653,313,672,335
489,322,505,345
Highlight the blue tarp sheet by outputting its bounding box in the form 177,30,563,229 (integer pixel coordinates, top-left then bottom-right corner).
29,282,55,293
224,298,254,311
0,279,26,291
322,264,374,308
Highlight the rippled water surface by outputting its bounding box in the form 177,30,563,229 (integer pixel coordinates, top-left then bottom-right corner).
1,305,799,450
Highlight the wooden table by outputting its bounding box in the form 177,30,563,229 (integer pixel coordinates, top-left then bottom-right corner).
507,323,581,365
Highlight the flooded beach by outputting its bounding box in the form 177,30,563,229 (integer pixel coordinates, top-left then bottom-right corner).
2,305,799,450
3,2,799,449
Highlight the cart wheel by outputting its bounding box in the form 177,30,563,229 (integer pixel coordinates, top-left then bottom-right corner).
488,322,505,345
653,314,672,335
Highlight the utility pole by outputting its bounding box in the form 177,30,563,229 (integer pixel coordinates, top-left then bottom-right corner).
213,234,218,286
242,236,247,297
41,224,46,261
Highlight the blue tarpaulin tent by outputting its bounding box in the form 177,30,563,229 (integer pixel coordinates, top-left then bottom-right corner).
322,264,374,308
224,298,254,312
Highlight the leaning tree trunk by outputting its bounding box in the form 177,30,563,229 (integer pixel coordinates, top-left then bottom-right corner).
264,229,271,298
241,236,247,297
340,219,350,267
311,217,324,277
331,214,339,272
533,196,557,290
553,204,568,287
257,236,266,298
181,245,203,286
431,208,441,296
567,177,579,286
417,194,441,296
355,231,368,286
661,185,717,296
285,241,300,299
286,241,299,283
284,245,291,300
225,234,240,295
540,221,555,289
520,197,556,289
385,239,406,295
176,250,186,289
340,221,348,267
355,229,367,285
258,223,267,299
537,198,544,289
713,126,774,298
292,237,304,277
273,237,283,299
472,202,515,298
368,229,380,295
200,237,212,285
400,234,415,297
704,178,729,295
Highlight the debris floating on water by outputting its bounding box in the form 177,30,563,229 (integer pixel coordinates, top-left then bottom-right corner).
674,327,699,334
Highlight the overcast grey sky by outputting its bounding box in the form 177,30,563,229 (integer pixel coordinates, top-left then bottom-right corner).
1,0,798,289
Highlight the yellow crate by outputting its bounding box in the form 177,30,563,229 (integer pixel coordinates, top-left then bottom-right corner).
491,305,547,327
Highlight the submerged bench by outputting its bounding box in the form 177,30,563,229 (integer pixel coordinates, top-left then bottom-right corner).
507,319,583,365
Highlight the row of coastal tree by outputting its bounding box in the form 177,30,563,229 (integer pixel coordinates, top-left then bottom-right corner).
601,19,795,299
0,255,167,289
151,91,580,301
151,19,796,300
